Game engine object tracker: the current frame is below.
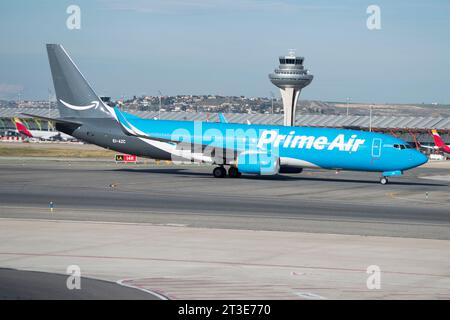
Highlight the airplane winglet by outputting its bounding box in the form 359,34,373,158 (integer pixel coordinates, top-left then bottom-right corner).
218,113,228,124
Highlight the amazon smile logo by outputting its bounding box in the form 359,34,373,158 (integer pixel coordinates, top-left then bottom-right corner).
60,99,99,111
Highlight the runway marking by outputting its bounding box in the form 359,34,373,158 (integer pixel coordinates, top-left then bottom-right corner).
2,171,446,223
420,174,450,182
294,291,326,300
3,169,443,211
106,277,450,299
116,279,169,300
0,215,185,227
0,251,448,278
123,278,300,299
0,206,450,229
388,192,450,206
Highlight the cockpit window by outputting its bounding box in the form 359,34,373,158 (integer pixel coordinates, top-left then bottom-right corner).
394,144,414,150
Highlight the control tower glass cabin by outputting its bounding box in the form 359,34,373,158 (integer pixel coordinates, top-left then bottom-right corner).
269,53,313,126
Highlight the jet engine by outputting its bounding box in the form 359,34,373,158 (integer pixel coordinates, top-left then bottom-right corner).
236,151,280,175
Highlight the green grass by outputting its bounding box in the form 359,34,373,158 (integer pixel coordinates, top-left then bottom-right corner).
0,145,116,158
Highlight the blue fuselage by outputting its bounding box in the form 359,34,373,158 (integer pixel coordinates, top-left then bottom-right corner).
117,112,428,174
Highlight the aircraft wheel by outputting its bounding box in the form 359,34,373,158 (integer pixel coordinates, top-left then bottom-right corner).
213,166,226,178
228,166,241,178
380,177,388,185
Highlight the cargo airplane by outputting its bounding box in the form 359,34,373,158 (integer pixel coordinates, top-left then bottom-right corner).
24,44,428,184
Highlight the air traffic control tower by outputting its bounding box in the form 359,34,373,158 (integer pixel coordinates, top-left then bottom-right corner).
269,51,313,126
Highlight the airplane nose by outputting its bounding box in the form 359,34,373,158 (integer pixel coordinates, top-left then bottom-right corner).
414,151,428,167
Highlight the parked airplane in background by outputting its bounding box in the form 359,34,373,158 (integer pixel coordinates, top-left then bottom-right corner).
13,117,72,141
431,129,450,154
24,44,428,184
418,130,450,155
13,118,33,138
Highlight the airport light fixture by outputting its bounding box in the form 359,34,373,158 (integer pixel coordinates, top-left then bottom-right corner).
346,97,351,117
158,90,163,119
270,91,275,114
17,92,22,110
48,89,53,131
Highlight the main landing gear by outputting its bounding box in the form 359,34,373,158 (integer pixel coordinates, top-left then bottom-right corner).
228,166,242,178
213,166,227,178
380,177,389,185
212,166,242,178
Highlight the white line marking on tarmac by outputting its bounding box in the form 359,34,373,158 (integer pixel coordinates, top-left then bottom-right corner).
420,174,450,182
388,192,450,206
1,205,449,228
116,279,169,300
294,291,326,300
0,216,187,228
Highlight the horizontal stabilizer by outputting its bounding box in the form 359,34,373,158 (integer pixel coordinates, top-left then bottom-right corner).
21,113,82,126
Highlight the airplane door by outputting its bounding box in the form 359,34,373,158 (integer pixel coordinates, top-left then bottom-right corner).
371,138,382,158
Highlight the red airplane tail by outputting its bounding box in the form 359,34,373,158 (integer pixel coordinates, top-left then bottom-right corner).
431,130,445,148
13,118,33,138
431,129,450,153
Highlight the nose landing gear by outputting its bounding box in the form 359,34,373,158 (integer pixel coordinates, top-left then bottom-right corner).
380,170,402,184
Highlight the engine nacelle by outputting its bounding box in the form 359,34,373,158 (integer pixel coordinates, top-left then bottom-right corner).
236,151,280,175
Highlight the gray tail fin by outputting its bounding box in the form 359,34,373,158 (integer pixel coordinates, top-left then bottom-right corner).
46,44,114,119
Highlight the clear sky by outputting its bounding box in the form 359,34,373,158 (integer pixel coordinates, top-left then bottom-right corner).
0,0,449,103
